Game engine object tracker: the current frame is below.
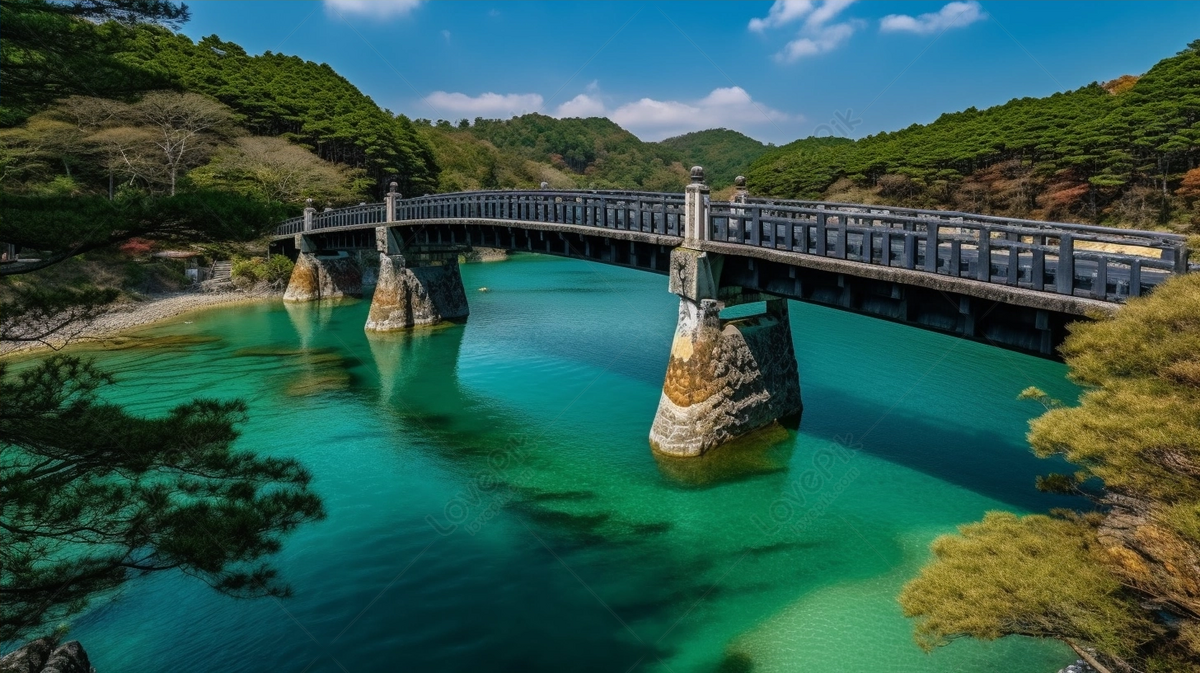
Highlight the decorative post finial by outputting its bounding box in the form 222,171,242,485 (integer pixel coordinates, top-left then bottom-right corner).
540,181,549,190
733,176,748,204
389,181,398,193
684,166,710,242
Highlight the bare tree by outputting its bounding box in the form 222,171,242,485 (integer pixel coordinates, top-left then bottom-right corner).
132,92,233,195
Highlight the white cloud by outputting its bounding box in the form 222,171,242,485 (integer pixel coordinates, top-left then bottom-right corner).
748,0,814,32
880,1,985,35
750,0,860,62
554,87,794,141
778,21,856,61
424,91,544,118
807,0,857,27
441,29,451,41
555,94,606,119
324,0,422,19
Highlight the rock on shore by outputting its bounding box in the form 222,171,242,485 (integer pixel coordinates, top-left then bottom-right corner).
0,638,94,673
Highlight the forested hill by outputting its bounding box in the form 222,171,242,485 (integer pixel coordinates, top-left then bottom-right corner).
416,114,690,193
658,129,771,189
114,28,440,196
747,40,1200,230
416,117,771,194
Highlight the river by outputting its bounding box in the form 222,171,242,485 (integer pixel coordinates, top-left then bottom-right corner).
63,253,1080,672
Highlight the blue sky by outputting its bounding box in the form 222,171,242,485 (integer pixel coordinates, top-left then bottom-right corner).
181,1,1200,144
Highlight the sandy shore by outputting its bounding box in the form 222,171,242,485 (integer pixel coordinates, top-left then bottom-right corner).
1,286,281,357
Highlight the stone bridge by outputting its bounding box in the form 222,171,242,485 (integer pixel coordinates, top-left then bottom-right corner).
269,167,1191,457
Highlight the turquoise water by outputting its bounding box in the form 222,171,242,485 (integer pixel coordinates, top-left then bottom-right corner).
59,254,1081,672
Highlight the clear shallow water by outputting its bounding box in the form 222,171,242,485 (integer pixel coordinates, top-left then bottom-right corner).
54,254,1081,672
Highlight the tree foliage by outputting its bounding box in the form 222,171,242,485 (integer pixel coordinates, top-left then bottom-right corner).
901,273,1200,672
0,0,186,125
657,128,772,189
420,114,691,192
189,136,368,206
0,355,325,643
900,512,1158,659
0,189,283,275
111,29,439,196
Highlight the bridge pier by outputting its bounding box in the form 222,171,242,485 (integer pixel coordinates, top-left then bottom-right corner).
365,226,470,331
283,234,365,302
649,246,803,457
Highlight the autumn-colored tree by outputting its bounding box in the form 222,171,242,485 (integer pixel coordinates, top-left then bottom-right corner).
901,273,1200,672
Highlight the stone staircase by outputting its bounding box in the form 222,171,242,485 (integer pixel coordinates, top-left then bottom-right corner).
210,260,233,281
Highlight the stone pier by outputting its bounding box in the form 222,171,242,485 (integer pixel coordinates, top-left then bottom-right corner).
365,226,469,331
282,249,364,302
649,247,802,456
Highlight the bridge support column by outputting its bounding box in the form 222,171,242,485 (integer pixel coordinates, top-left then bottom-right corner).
283,234,364,302
649,247,802,457
365,227,469,331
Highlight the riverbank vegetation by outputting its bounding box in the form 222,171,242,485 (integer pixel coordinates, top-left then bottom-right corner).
900,272,1200,672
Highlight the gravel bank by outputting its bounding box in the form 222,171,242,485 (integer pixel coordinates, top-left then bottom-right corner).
1,285,280,357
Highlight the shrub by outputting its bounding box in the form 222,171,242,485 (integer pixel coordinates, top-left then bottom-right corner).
230,254,293,285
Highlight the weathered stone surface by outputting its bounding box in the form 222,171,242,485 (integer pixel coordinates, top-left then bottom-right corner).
365,253,469,331
0,638,53,673
283,253,363,302
649,297,802,457
41,642,92,673
668,247,722,301
0,639,94,673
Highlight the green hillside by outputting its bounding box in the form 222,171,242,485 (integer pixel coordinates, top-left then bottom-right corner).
658,128,772,189
747,40,1200,230
417,114,690,192
113,28,439,197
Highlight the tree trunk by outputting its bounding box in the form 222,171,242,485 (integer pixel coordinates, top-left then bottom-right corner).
1065,640,1114,673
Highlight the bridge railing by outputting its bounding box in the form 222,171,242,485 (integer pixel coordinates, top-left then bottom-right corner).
275,188,1189,303
710,200,1187,301
396,190,688,236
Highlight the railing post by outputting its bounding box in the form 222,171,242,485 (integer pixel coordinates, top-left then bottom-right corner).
978,228,992,282
385,181,399,222
303,198,315,232
684,166,710,242
1057,234,1074,295
924,223,938,272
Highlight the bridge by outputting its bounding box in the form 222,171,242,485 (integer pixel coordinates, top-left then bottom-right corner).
269,167,1190,457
